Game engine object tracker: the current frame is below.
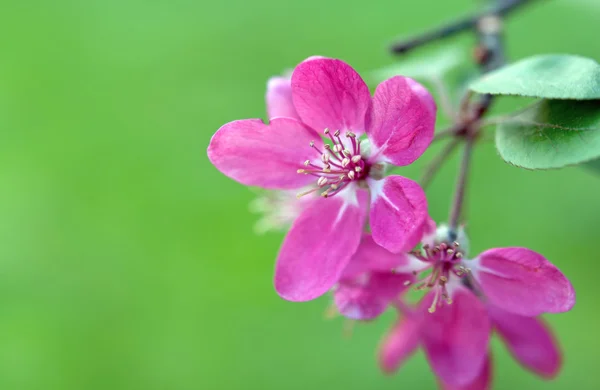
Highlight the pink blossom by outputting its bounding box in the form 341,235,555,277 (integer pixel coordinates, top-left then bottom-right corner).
337,222,572,387
396,224,575,317
208,57,436,301
379,301,562,389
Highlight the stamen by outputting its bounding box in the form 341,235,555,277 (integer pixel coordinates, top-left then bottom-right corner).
341,157,350,167
348,171,356,180
317,177,328,187
351,155,362,163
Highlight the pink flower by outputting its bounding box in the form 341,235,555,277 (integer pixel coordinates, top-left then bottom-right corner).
379,302,562,389
337,223,573,388
208,57,436,301
397,224,575,317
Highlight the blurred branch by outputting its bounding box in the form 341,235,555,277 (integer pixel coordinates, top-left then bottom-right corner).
390,0,540,54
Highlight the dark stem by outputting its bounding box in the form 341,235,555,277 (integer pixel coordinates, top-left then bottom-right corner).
445,1,511,238
390,0,539,54
421,137,461,189
448,138,474,237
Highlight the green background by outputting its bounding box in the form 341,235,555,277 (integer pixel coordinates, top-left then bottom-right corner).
0,0,598,389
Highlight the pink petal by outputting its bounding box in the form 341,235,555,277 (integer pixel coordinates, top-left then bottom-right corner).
334,272,413,320
441,355,492,390
473,247,576,316
291,58,371,135
207,117,322,190
367,76,436,166
266,77,300,120
368,175,429,253
341,234,412,280
379,317,421,374
420,288,491,387
274,187,369,301
488,305,561,378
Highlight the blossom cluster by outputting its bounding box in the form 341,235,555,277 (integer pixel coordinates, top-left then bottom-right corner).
207,57,575,389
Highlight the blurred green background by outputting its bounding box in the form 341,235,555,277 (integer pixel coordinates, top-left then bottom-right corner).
0,0,599,389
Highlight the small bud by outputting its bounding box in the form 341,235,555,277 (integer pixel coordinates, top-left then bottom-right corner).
351,155,362,163
317,177,328,187
341,158,350,167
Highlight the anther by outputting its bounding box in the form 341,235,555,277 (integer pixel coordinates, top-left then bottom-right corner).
453,241,460,247
447,249,454,255
297,169,306,174
334,130,340,137
355,166,362,173
304,160,311,166
348,171,356,180
317,177,328,187
341,158,350,167
323,144,331,150
334,144,343,153
346,131,356,138
310,141,315,147
403,280,411,286
321,154,330,163
343,149,352,157
324,128,330,135
456,252,463,258
351,155,362,163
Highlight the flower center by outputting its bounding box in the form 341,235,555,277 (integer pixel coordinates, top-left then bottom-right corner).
297,129,369,198
408,241,471,313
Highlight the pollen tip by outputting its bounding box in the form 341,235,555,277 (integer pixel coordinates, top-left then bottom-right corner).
324,128,330,134
309,141,315,147
297,169,306,174
304,160,310,166
428,307,436,314
323,144,331,150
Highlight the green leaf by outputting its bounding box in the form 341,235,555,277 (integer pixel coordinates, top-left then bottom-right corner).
470,55,600,100
495,99,600,169
584,158,600,174
370,46,466,83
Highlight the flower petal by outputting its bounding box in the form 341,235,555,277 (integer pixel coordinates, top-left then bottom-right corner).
379,317,421,374
334,272,413,320
367,76,436,166
341,234,411,280
441,355,492,390
207,118,322,190
368,175,429,253
274,187,369,301
291,58,371,135
488,305,561,378
266,77,300,120
472,247,576,316
420,288,491,387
